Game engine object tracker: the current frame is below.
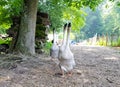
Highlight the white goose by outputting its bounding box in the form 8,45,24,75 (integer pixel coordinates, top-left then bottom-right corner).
50,28,59,64
58,23,75,77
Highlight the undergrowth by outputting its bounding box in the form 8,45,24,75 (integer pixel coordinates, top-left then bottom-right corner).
42,41,52,55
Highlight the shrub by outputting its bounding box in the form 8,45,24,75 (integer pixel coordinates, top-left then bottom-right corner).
42,41,52,55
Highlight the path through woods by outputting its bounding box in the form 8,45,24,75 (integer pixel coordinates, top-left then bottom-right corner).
0,45,120,87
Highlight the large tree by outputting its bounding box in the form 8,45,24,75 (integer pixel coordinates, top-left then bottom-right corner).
15,0,38,55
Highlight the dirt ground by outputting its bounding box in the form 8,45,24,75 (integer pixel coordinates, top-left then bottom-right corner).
0,45,120,87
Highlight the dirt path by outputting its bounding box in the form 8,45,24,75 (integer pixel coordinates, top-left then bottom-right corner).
0,45,120,87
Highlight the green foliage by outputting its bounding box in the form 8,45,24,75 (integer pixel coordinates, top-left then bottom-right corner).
97,36,120,47
0,0,23,22
0,23,11,34
0,0,105,35
117,37,120,46
101,0,120,34
0,38,12,45
36,24,46,38
111,37,120,47
97,38,107,46
0,0,23,37
0,39,6,44
81,7,104,39
111,42,118,47
63,0,104,10
63,6,86,31
80,0,120,42
38,0,103,32
38,0,63,30
42,41,52,54
117,2,120,6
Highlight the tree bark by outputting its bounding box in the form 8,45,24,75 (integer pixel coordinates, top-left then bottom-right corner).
15,0,38,55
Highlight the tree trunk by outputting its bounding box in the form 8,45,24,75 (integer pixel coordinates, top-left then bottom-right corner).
15,0,38,55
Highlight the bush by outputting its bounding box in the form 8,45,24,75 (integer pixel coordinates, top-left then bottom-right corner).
97,38,106,46
0,38,12,45
42,41,52,55
117,37,120,46
109,37,120,47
